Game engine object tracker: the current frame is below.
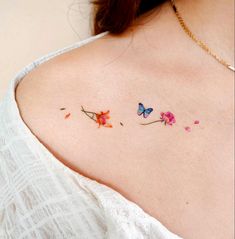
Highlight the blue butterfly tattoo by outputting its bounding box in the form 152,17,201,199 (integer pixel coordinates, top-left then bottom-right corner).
137,103,153,118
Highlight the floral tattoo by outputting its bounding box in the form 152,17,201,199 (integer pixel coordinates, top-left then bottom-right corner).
81,106,112,128
140,111,176,126
59,103,200,131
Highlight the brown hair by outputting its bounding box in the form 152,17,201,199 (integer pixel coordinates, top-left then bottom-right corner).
91,0,167,35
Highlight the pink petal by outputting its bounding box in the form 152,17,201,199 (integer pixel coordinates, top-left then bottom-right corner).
184,126,191,132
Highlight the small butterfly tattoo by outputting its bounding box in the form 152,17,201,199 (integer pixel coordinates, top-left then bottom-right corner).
137,103,153,118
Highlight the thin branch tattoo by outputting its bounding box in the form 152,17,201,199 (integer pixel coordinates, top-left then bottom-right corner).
81,106,96,122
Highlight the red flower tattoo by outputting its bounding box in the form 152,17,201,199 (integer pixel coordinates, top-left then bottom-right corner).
95,111,112,128
81,106,112,128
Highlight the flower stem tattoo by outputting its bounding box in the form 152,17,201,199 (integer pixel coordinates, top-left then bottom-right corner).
81,106,113,128
140,119,163,125
81,106,97,122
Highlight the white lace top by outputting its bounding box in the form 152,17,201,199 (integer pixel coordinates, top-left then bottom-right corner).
0,31,183,239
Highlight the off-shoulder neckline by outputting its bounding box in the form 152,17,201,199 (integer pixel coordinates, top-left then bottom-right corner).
6,31,183,239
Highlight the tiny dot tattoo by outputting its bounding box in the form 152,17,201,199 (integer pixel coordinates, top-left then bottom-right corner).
120,122,124,126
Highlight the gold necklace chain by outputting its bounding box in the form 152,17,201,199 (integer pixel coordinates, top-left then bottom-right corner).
170,0,235,72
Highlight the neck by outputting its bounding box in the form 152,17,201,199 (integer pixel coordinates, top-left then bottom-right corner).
174,0,234,64
131,0,234,69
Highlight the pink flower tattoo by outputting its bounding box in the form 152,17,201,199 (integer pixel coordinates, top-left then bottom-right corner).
140,111,176,126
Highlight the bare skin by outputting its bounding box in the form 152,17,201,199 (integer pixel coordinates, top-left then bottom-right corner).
16,0,234,238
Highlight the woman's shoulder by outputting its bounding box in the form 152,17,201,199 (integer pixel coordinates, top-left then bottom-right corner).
15,32,116,125
15,31,129,106
14,30,139,166
14,29,144,130
15,33,110,99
